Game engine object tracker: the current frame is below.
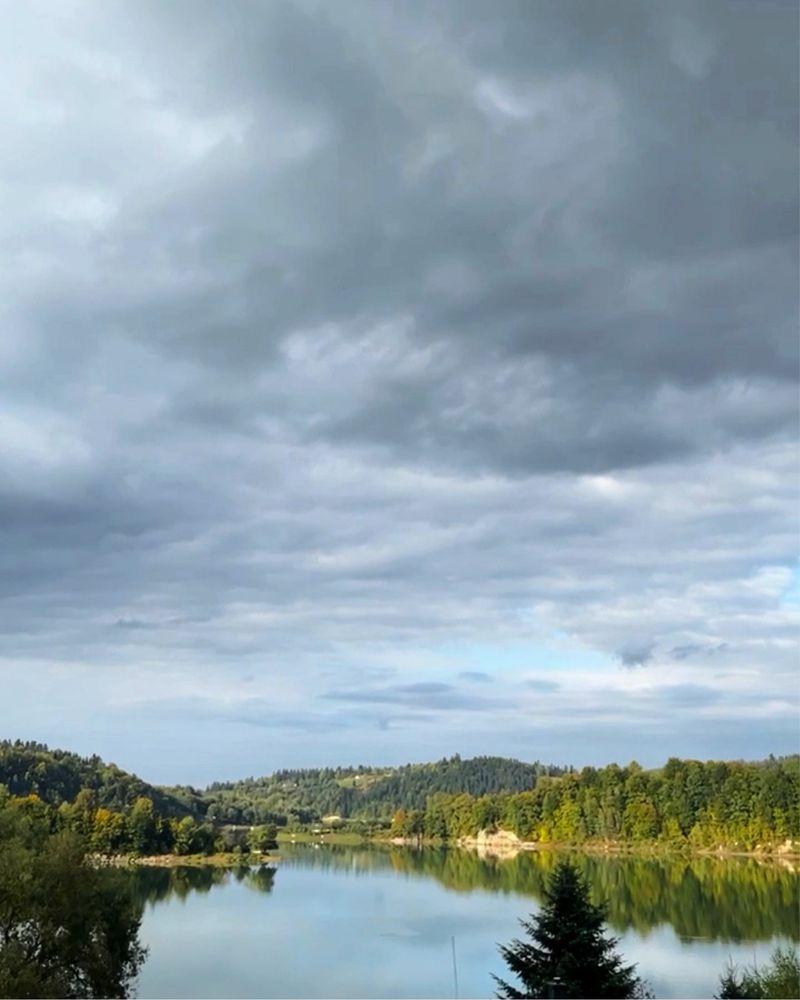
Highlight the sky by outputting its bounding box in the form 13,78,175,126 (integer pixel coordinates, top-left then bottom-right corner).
0,0,798,787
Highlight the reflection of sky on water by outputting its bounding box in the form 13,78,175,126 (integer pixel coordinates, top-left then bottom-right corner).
136,851,798,1000
619,925,787,1000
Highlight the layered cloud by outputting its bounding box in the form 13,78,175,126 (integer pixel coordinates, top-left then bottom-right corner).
0,0,796,782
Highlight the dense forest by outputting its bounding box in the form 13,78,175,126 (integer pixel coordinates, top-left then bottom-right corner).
203,755,564,825
0,741,269,857
0,785,278,859
388,756,800,851
0,740,196,817
1,741,798,856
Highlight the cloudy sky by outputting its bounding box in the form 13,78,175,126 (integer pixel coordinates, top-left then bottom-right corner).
1,0,797,785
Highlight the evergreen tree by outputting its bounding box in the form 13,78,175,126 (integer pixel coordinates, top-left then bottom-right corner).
494,861,650,999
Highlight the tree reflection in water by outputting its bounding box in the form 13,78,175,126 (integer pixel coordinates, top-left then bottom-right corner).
132,864,277,905
128,848,798,946
278,846,799,945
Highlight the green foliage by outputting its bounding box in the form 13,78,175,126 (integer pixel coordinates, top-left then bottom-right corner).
3,742,797,858
169,816,214,856
201,754,799,849
128,797,157,855
0,740,192,818
174,816,197,856
246,824,278,854
0,790,184,860
400,756,799,851
204,755,563,826
90,809,128,855
0,807,146,998
389,808,425,838
215,825,248,853
717,947,800,999
494,862,651,999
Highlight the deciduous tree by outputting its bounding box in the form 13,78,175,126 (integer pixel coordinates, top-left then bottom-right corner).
0,809,146,997
716,947,800,999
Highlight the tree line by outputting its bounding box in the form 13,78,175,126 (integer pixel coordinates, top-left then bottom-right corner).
3,741,798,854
3,742,560,828
389,756,800,851
0,740,195,817
202,755,567,825
0,786,276,858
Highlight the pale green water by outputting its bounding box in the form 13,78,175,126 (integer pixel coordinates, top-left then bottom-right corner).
132,846,799,999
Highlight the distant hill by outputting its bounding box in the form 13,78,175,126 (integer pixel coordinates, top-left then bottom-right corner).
202,755,568,825
0,742,562,825
0,739,194,818
4,740,795,849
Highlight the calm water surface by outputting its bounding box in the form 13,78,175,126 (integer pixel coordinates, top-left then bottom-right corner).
132,846,799,999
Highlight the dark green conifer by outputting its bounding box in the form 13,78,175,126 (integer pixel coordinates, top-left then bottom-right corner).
494,861,651,999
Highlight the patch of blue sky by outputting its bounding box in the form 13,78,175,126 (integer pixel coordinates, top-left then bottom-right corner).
434,640,610,677
778,564,800,607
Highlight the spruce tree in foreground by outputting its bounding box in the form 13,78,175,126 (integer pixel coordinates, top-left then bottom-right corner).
494,861,651,999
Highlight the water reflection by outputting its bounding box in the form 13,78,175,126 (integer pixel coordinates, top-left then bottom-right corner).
276,846,799,944
133,863,277,904
131,848,798,1000
130,848,798,945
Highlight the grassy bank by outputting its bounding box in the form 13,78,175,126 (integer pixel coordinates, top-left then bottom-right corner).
102,851,280,868
276,830,370,846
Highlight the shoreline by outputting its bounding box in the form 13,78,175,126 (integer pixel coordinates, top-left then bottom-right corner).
96,851,280,868
384,833,800,863
93,836,800,869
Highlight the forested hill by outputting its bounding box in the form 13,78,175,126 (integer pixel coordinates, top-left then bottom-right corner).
202,755,567,825
4,741,798,853
350,755,564,819
0,740,195,818
390,755,800,851
0,743,563,825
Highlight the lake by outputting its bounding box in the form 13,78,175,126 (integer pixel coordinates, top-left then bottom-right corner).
131,845,799,999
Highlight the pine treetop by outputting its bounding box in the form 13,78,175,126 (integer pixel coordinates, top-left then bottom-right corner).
494,861,651,1000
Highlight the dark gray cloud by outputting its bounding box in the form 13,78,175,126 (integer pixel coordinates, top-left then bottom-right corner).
0,0,796,781
617,642,657,668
